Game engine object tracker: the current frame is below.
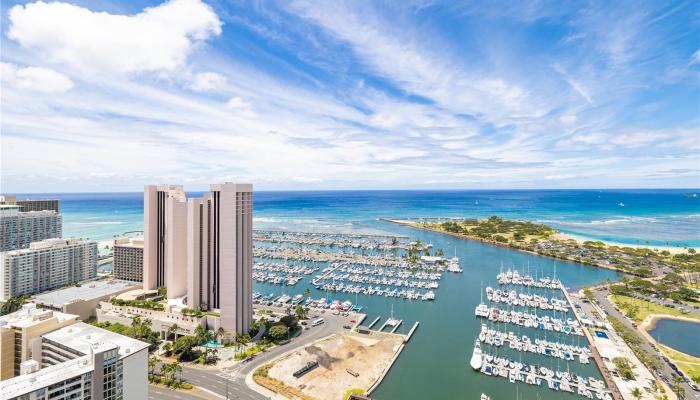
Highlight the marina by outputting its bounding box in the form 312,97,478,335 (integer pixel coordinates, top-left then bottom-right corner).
470,270,614,399
475,353,612,399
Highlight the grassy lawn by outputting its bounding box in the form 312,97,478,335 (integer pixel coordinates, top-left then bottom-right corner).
658,343,700,383
610,295,700,323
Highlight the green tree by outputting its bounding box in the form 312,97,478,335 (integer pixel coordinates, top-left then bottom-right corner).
631,388,642,400
148,355,158,377
216,327,226,343
294,305,309,321
194,325,206,344
268,324,289,341
303,288,311,299
167,323,179,340
173,336,198,359
672,375,685,398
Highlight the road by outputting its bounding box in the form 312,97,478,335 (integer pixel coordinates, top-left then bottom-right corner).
591,287,698,398
150,309,358,400
149,385,206,400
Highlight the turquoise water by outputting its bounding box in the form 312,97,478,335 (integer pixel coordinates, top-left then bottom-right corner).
13,189,694,398
18,189,700,246
648,319,700,358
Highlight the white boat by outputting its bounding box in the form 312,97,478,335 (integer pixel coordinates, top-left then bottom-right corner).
423,290,435,301
480,394,490,400
470,339,483,370
447,249,463,272
618,202,625,207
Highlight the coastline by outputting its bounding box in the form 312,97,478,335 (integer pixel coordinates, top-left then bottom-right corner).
555,232,694,255
382,218,630,274
639,313,700,333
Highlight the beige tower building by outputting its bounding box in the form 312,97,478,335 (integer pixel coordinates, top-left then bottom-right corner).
186,183,253,334
143,185,187,298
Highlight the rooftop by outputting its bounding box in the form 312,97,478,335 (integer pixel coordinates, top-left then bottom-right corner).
2,238,96,256
44,321,150,358
33,280,139,307
0,354,94,399
114,236,144,248
0,304,79,329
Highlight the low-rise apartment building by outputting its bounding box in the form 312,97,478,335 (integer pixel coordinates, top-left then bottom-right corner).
0,304,79,380
0,321,149,400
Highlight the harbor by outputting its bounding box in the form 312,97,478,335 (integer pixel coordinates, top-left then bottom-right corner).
249,220,622,399
470,269,615,399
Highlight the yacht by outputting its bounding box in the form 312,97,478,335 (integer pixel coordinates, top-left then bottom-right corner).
618,202,625,207
470,339,483,370
422,290,435,301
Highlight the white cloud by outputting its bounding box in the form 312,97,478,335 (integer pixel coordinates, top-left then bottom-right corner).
1,62,73,92
288,2,547,122
7,0,222,76
189,71,227,92
692,50,700,65
558,115,577,125
225,96,256,117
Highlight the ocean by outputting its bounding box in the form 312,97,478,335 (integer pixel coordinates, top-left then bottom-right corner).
20,189,700,247
13,189,698,399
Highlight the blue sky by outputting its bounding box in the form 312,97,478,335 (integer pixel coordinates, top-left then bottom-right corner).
0,0,698,192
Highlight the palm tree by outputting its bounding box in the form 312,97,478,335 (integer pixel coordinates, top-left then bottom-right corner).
148,355,158,376
167,323,179,341
672,375,685,398
194,324,206,344
216,327,226,343
631,388,642,400
303,288,311,299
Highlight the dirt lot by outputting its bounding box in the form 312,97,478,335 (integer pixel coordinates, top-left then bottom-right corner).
267,332,404,400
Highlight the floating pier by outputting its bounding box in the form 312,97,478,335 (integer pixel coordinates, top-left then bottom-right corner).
367,316,381,329
404,321,420,342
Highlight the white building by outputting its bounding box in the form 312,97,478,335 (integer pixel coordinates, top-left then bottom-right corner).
0,321,149,400
0,238,98,301
0,205,62,252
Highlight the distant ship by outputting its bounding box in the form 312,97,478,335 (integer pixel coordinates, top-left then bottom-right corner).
684,193,698,198
618,202,625,207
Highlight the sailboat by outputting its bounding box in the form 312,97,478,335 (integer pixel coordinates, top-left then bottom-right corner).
470,338,483,370
448,248,463,273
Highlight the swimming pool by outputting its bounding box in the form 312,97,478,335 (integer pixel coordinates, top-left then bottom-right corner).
595,331,609,339
202,341,224,348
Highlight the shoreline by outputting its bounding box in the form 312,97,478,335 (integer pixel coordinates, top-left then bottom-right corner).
639,313,700,333
382,218,630,275
555,232,695,255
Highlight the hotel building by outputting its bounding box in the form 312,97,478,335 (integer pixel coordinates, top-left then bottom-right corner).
0,304,79,380
143,185,187,298
0,206,62,252
186,183,253,334
0,316,148,400
0,239,98,301
113,237,144,283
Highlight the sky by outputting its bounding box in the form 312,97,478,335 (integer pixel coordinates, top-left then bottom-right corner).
0,0,698,192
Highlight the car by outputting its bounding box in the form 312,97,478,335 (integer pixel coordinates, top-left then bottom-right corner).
301,321,307,325
350,320,356,323
343,325,351,329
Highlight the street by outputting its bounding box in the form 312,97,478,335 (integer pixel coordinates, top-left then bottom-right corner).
148,309,357,400
591,287,698,398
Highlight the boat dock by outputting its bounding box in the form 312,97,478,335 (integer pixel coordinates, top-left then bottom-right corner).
477,353,612,399
367,316,381,329
404,321,419,342
477,324,592,364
